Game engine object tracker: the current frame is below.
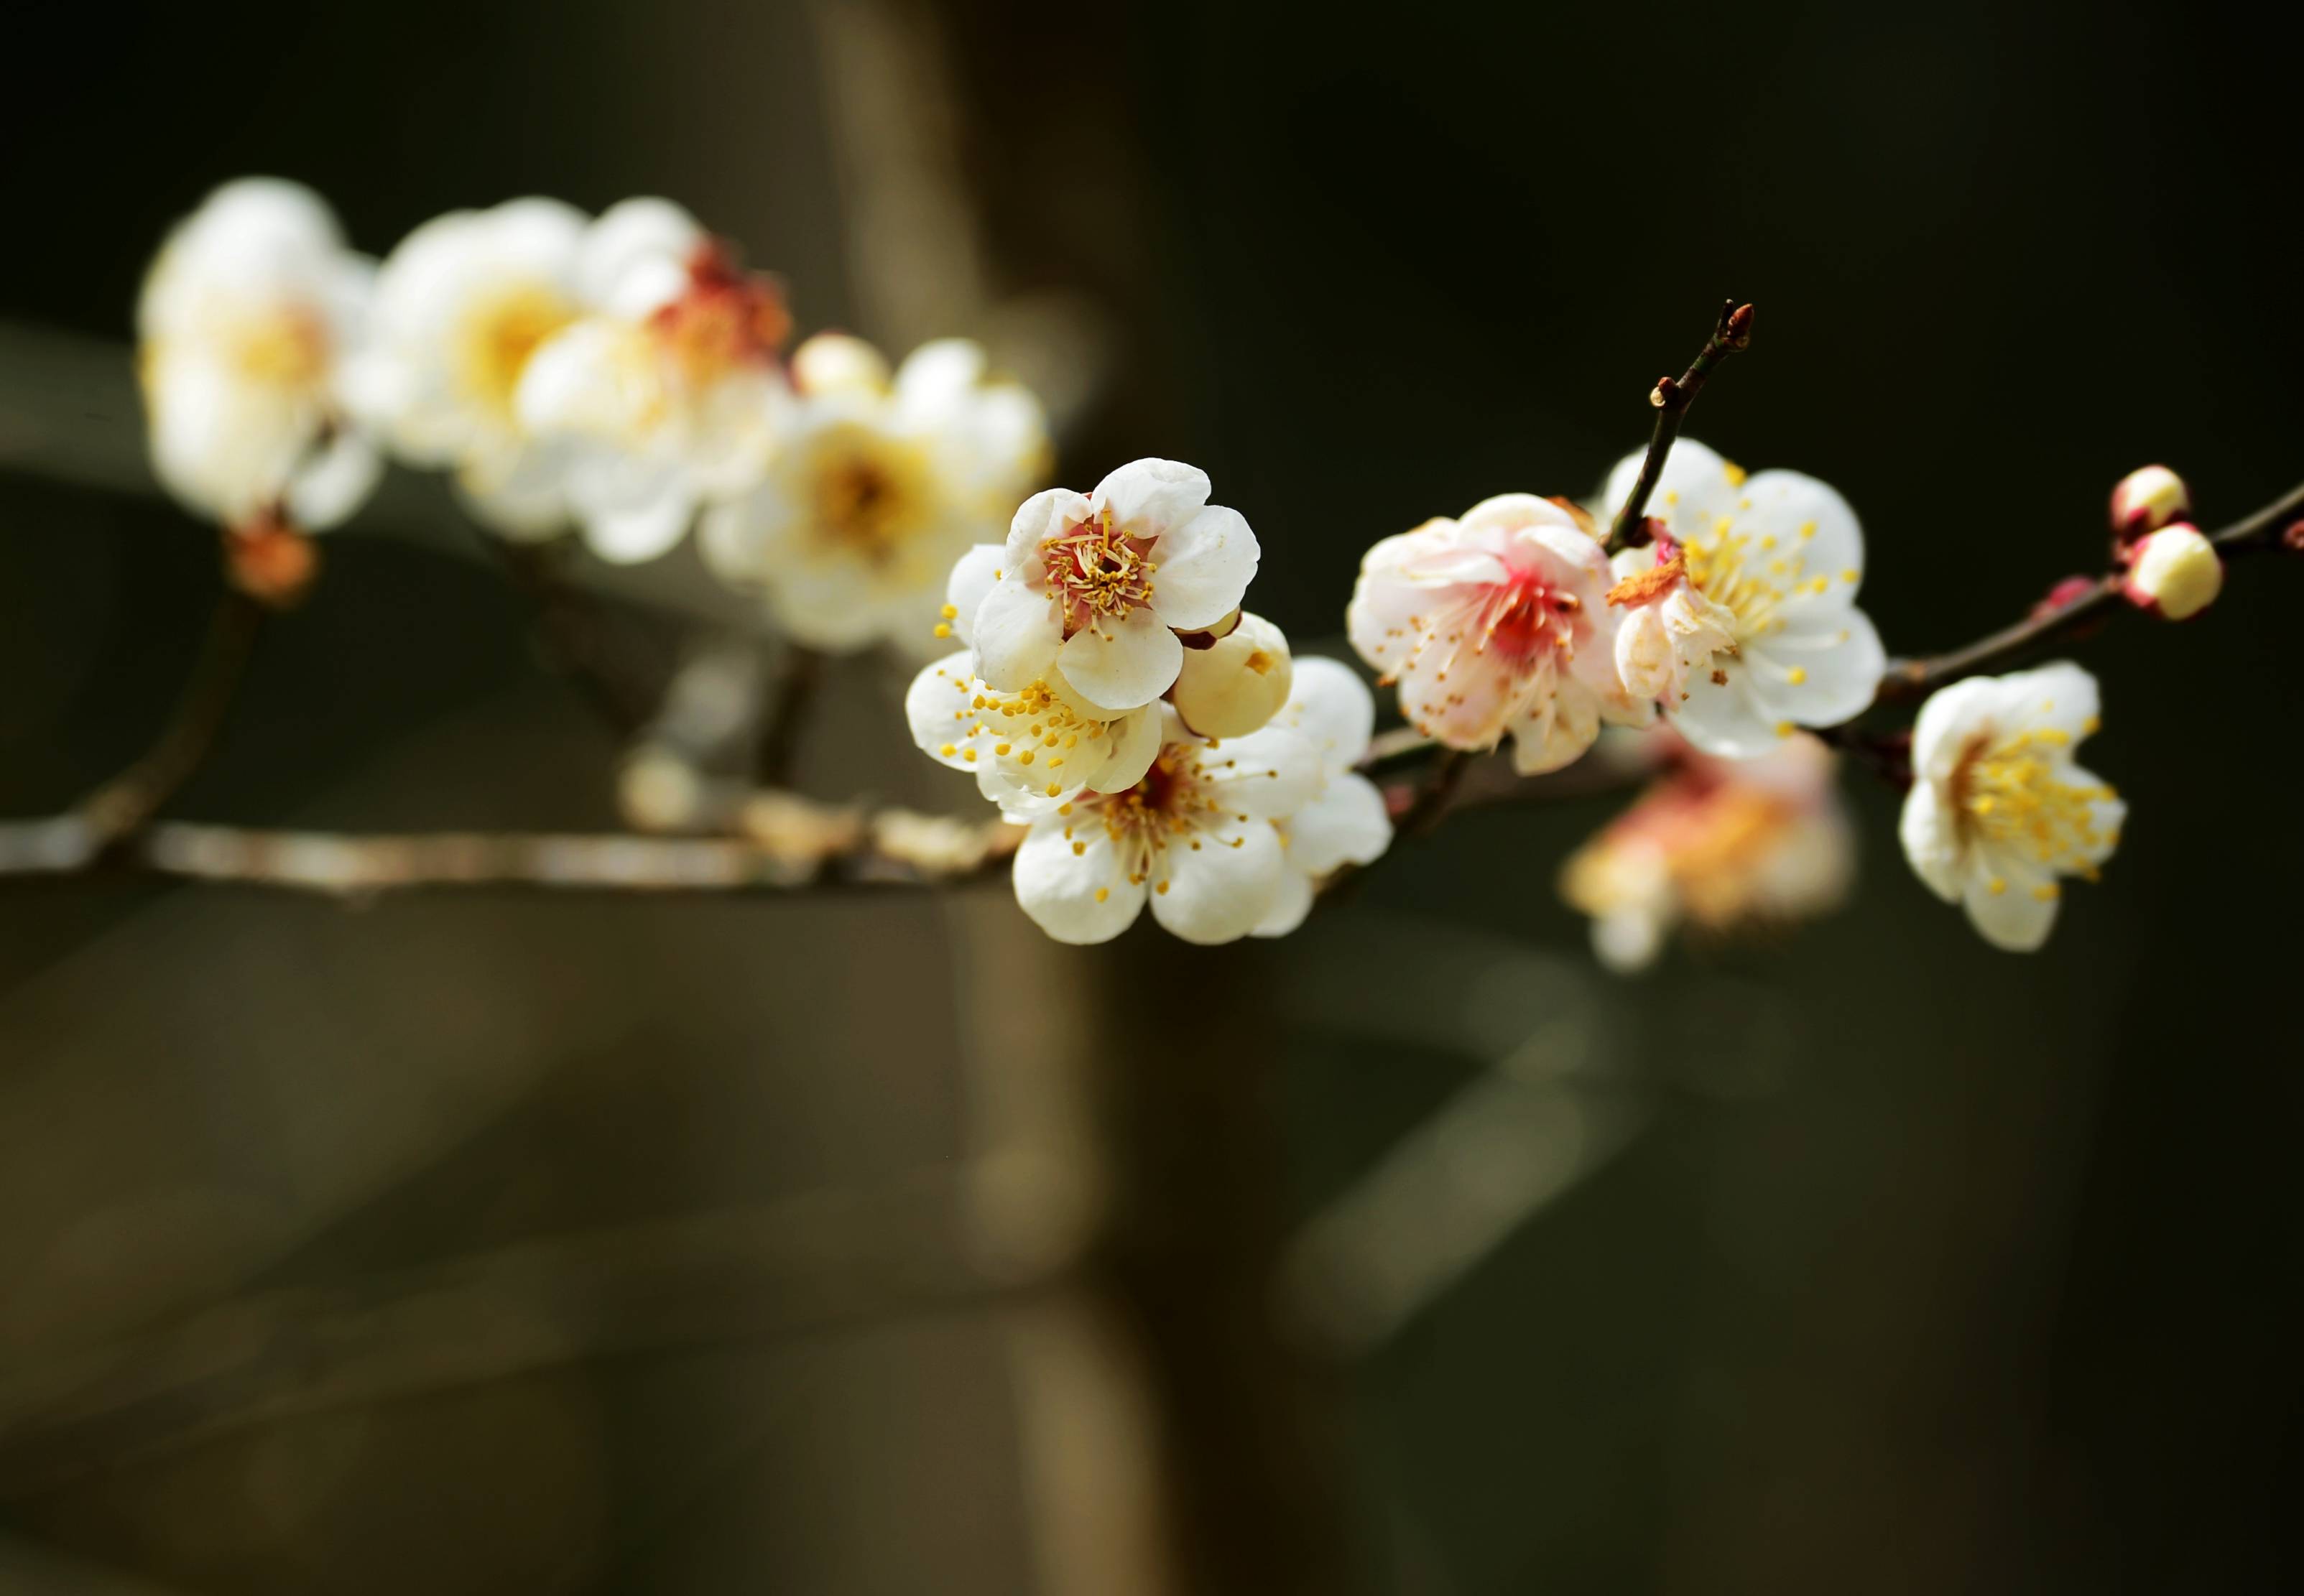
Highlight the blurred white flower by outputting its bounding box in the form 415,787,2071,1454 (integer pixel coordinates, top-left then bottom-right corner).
137,178,380,534
1012,707,1320,945
1171,611,1293,738
514,198,792,564
1597,439,1887,756
2121,523,2222,620
1898,661,2124,952
701,335,1048,653
351,197,590,535
1347,494,1650,774
1560,730,1853,971
1252,657,1394,937
966,458,1260,710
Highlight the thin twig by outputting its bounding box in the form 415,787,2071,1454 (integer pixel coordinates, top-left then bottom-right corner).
1394,749,1471,841
82,589,264,844
1873,476,2304,703
490,539,665,734
1604,298,1756,552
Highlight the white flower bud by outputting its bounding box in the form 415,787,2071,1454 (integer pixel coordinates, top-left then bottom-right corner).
1170,612,1293,738
2122,524,2222,620
2109,465,2190,540
790,332,890,397
619,746,704,832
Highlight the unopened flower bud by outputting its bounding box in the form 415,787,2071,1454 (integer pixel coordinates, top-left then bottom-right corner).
790,332,889,397
619,746,704,832
2122,524,2222,620
2109,465,2190,541
1170,611,1292,738
222,519,318,608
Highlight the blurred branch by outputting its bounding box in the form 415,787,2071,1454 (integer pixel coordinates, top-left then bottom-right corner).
1604,298,1756,552
1872,476,2304,704
0,1169,1020,1497
490,539,667,735
754,644,825,786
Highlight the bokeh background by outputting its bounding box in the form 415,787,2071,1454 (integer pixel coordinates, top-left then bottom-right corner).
4,1,2302,1591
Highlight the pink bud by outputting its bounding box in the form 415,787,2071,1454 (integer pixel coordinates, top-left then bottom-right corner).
2120,524,2222,620
2109,465,2190,541
2031,575,2100,620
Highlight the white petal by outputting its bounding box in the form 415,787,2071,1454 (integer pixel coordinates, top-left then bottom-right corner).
1739,469,1864,591
1149,820,1284,945
973,575,1064,691
1740,609,1887,726
1003,486,1090,567
1280,657,1377,775
1897,782,1964,903
905,651,987,771
1206,723,1325,818
1991,661,2102,745
584,489,695,565
892,338,988,427
1090,705,1163,794
284,430,381,532
1599,435,1741,537
577,197,703,310
945,542,1005,647
1092,458,1211,538
1960,855,2059,952
1286,775,1392,875
1057,606,1183,709
1507,684,1602,774
1909,675,2005,784
1149,504,1260,630
1014,817,1146,945
1251,868,1318,939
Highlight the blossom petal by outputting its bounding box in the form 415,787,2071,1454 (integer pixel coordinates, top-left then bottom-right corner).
1740,610,1887,726
1149,504,1259,630
905,651,986,771
1600,436,1741,537
1287,774,1392,875
1909,675,2004,784
892,338,986,428
285,430,382,532
1003,486,1089,567
1149,819,1284,945
1093,458,1211,538
1282,657,1377,776
973,575,1064,691
1507,685,1602,774
1897,781,1963,903
1740,469,1864,593
1252,867,1318,939
1206,723,1325,817
583,488,694,565
1057,606,1183,710
945,542,1005,646
1961,853,2059,952
1015,817,1146,945
1091,705,1163,793
1670,664,1790,758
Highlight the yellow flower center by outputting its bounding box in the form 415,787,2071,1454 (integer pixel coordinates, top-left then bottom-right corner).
458,283,578,417
1951,728,2117,876
228,308,329,391
805,425,931,565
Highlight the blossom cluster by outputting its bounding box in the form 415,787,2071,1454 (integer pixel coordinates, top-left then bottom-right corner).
138,180,2212,962
907,463,1392,943
137,178,1047,645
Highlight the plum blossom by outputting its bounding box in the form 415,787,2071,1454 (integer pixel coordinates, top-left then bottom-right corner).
2109,464,2190,540
966,459,1261,712
1898,661,2124,952
1598,439,1887,757
1559,729,1854,971
1010,706,1320,945
350,197,591,535
1171,612,1293,738
1347,494,1650,774
514,198,792,563
2121,524,2221,619
1604,533,1738,709
137,178,381,534
701,335,1048,653
905,650,1162,823
1252,658,1394,937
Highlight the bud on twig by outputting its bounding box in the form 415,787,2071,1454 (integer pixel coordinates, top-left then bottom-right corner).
1650,376,1680,409
223,518,318,608
2121,523,2223,620
1722,302,1755,349
2109,465,2190,543
2031,575,2102,621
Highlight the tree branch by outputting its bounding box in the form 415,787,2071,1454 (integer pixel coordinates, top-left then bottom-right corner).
490,539,666,735
1604,298,1756,552
754,644,825,787
1872,476,2304,704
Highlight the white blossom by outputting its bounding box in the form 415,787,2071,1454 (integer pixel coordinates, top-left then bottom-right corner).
513,198,792,564
1009,706,1320,945
1252,658,1394,937
1898,661,2124,952
1560,729,1853,971
349,198,591,536
1346,494,1650,774
701,336,1047,653
965,459,1260,711
1597,439,1887,757
137,179,380,533
905,649,1162,822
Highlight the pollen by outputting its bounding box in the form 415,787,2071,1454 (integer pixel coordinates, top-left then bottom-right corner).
1094,886,1109,902
1786,667,1808,685
940,603,958,619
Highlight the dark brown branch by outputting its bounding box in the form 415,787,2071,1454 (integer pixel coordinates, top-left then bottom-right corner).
490,540,665,734
1604,298,1756,552
754,644,825,786
80,590,262,846
1394,748,1471,840
1873,476,2304,704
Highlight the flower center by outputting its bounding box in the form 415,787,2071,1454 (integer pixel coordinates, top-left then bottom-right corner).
461,284,578,417
1951,729,2117,875
229,308,329,391
651,243,790,384
1044,510,1158,637
1476,569,1581,661
808,428,928,562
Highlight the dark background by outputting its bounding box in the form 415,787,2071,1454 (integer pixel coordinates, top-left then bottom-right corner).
2,1,2300,1591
